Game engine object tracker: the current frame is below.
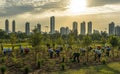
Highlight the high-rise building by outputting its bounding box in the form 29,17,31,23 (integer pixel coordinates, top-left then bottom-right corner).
5,19,9,34
73,21,78,35
60,27,66,35
60,27,70,35
88,21,92,34
115,25,120,36
66,27,70,35
25,22,30,35
50,16,55,34
37,24,41,33
12,20,15,33
80,21,86,35
93,29,100,34
109,22,115,36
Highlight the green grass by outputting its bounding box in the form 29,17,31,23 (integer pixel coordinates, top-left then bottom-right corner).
52,62,120,74
1,43,32,49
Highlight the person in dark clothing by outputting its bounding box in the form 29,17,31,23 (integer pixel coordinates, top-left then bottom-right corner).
55,49,60,57
48,47,54,58
72,52,80,63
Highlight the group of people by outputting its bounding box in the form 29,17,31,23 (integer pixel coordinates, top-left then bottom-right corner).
47,45,63,58
20,45,30,54
47,44,112,63
1,45,30,56
3,48,12,55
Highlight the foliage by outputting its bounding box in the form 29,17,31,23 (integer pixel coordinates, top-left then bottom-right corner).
82,35,92,47
60,63,65,70
30,33,42,47
24,66,30,74
0,65,7,74
109,36,119,47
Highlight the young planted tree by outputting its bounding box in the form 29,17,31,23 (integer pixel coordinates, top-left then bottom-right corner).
82,35,92,62
10,33,17,51
30,29,42,63
109,36,119,60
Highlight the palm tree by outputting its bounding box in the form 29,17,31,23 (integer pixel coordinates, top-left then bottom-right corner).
82,35,92,62
109,36,119,60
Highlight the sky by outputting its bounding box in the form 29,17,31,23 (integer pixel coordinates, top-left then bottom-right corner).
0,0,120,33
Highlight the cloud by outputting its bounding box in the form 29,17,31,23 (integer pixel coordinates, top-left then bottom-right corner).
0,0,69,17
87,0,120,7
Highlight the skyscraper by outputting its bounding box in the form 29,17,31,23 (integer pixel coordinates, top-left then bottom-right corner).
60,27,66,35
80,21,86,35
109,22,115,36
5,19,9,34
37,24,41,33
115,25,120,36
73,21,78,35
50,16,55,34
60,27,70,35
88,21,92,34
12,20,16,33
25,22,30,35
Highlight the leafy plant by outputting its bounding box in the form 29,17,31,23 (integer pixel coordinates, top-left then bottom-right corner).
60,63,65,70
0,65,7,74
24,66,30,74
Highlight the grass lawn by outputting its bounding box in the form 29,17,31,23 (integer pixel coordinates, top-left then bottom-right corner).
52,62,120,74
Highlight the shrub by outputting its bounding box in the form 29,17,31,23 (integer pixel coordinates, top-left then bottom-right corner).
37,59,44,69
24,66,30,74
102,59,106,64
0,65,7,74
61,63,65,70
0,57,5,63
62,55,66,63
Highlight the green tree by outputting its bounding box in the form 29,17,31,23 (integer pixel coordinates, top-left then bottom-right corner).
109,36,119,60
10,33,17,50
83,35,92,62
30,29,43,62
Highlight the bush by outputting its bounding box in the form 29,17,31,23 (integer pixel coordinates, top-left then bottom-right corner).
24,66,30,74
0,57,5,63
62,55,66,63
60,63,65,70
37,59,44,69
0,65,7,74
102,59,106,64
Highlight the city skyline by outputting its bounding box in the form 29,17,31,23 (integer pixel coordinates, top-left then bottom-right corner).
0,0,120,33
1,17,120,34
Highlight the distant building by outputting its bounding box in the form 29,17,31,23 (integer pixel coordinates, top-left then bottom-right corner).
50,16,55,34
115,25,120,36
109,22,115,36
66,27,70,35
80,21,86,35
73,21,78,35
93,29,100,34
12,20,16,33
25,22,30,35
88,21,92,34
37,24,41,33
5,19,9,34
60,27,70,35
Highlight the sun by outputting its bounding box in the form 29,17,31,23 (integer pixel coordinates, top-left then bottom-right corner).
68,0,87,14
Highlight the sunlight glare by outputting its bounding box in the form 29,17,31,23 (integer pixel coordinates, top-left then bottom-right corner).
68,0,87,14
